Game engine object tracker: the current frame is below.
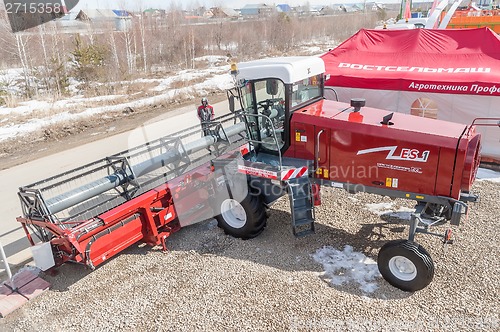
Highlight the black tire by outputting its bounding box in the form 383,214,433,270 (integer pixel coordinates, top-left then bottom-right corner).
215,192,267,239
377,240,434,292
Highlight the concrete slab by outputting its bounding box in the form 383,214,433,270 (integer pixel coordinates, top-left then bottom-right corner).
18,277,50,300
0,271,50,317
0,284,28,318
4,269,37,290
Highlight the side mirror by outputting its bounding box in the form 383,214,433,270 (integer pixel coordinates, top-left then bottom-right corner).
229,95,235,113
266,79,279,96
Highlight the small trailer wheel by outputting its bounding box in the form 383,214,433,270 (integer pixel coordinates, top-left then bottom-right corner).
377,240,434,292
216,192,267,239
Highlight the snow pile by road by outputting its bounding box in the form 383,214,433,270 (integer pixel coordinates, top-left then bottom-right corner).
364,202,394,216
0,61,232,142
312,245,381,293
365,202,415,221
477,167,500,183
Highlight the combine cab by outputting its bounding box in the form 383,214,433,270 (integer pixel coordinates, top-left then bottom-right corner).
17,56,486,292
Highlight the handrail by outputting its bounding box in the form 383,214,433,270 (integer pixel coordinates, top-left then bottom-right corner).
314,129,325,174
467,117,500,135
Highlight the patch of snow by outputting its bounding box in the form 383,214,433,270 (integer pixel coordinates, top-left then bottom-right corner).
366,202,415,220
0,111,75,141
152,67,230,93
194,55,228,66
0,94,126,116
0,68,24,94
67,94,125,104
312,245,381,293
365,202,394,216
301,46,322,55
477,167,500,183
0,68,24,81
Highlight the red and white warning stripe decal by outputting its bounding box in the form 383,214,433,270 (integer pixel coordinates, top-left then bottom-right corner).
237,165,278,179
281,167,308,180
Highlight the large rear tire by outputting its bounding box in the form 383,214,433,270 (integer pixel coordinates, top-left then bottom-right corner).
216,192,267,239
377,240,434,292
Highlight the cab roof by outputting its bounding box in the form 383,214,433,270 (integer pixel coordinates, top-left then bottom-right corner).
236,56,325,84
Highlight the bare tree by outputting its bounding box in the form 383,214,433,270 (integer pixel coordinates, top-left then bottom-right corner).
139,14,148,73
15,33,34,96
108,30,121,76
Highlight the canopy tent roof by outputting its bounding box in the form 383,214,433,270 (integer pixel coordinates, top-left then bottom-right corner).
322,27,500,97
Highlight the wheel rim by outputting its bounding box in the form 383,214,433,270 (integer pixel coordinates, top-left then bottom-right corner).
220,199,247,229
388,256,417,281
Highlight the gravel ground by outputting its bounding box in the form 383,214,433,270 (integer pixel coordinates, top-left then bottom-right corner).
1,180,499,331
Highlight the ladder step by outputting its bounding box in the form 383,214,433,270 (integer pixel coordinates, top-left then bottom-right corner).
286,174,315,238
293,218,314,226
292,202,311,209
293,222,315,237
292,205,313,212
293,209,312,220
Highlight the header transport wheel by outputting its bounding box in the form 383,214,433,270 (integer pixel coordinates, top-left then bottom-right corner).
216,193,267,240
377,240,435,292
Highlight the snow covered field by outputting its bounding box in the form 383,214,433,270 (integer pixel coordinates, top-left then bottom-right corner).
0,56,234,142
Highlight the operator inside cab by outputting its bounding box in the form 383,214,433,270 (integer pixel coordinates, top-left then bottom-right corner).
232,57,325,156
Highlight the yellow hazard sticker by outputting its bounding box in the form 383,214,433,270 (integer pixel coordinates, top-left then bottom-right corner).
405,194,410,198
416,195,425,200
324,169,329,178
316,168,323,175
385,178,392,187
295,132,301,142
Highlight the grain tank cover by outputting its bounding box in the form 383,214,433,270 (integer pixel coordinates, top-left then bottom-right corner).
298,99,468,140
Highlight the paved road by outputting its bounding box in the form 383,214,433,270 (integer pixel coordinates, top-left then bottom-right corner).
0,99,230,275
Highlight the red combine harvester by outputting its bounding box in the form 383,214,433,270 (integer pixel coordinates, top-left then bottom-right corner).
17,57,486,291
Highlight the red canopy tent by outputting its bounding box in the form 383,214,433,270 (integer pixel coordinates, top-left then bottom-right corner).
322,27,500,162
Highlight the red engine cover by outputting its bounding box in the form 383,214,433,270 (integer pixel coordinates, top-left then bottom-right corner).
285,100,481,200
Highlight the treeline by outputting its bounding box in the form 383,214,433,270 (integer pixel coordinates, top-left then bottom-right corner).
0,10,388,103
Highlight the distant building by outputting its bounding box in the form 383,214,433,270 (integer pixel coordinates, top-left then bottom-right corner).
310,5,324,15
365,2,386,11
211,7,240,19
276,4,292,13
75,9,132,31
143,8,166,17
340,4,363,13
76,9,117,21
240,4,273,17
